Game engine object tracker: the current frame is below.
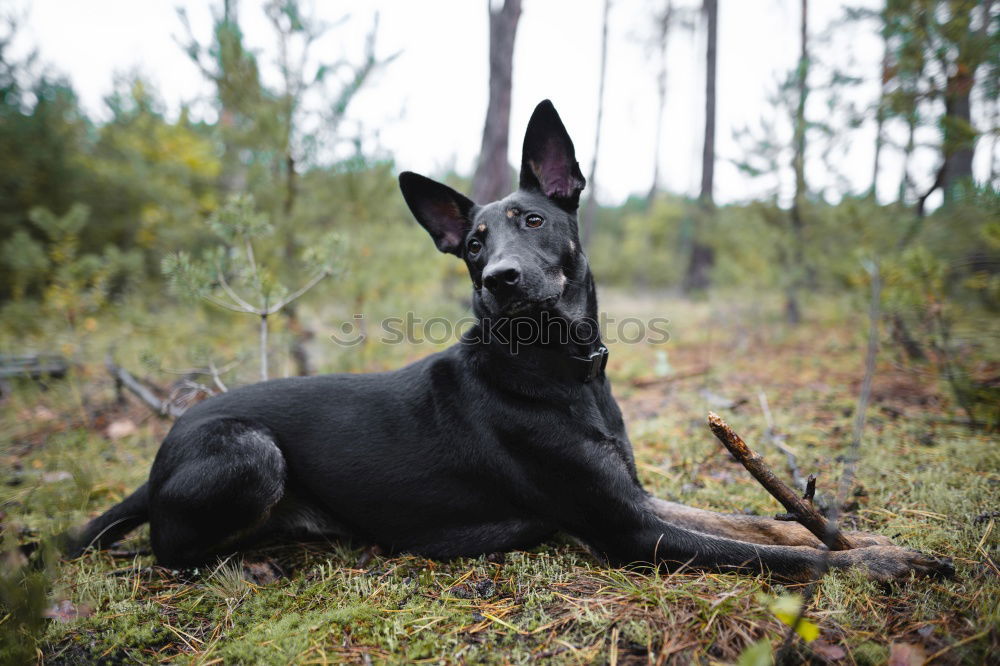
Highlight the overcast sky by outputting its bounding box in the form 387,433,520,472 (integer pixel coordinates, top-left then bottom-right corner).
13,0,995,207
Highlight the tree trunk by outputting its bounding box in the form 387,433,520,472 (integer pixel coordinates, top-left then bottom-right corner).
582,0,611,249
218,0,246,197
698,0,717,207
645,0,673,209
786,0,808,325
898,108,916,204
940,69,975,201
472,0,522,204
935,0,991,204
682,0,717,293
871,35,889,199
991,99,999,185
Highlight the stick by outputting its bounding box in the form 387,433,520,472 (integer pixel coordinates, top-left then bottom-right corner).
707,411,854,551
630,366,710,388
105,354,185,420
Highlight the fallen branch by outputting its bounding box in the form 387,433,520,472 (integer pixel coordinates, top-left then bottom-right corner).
0,354,69,380
630,366,709,388
707,411,854,551
105,354,185,420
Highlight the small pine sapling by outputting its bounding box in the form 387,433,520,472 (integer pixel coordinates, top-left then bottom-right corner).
163,194,341,381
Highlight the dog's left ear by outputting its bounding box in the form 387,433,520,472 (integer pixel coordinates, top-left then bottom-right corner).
399,172,476,255
519,100,586,211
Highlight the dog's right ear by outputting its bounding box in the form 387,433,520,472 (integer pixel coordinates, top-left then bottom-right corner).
399,172,476,255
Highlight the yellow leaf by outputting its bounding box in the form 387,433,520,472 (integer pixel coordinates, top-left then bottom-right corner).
769,594,820,642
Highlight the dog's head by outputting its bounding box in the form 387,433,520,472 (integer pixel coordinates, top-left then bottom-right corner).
399,100,588,317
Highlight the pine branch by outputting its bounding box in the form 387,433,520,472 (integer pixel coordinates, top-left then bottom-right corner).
266,269,330,315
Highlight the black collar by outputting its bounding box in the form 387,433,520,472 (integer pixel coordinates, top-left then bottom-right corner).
569,345,609,383
472,341,610,384
531,344,609,383
465,320,610,384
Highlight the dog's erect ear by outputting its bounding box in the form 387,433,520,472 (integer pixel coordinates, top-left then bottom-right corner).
519,100,586,211
399,172,476,255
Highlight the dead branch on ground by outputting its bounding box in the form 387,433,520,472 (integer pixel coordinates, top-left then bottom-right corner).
105,354,186,420
707,411,855,551
630,365,710,388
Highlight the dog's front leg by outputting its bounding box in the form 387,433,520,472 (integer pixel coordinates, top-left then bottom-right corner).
584,511,950,582
644,496,894,548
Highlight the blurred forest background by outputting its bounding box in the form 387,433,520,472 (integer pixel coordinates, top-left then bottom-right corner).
0,0,997,413
1,0,999,663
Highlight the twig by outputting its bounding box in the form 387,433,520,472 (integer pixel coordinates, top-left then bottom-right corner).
168,379,216,411
630,366,710,388
209,361,228,393
803,474,816,503
105,354,185,420
266,269,331,314
157,359,236,394
215,262,259,314
201,292,253,314
707,412,854,551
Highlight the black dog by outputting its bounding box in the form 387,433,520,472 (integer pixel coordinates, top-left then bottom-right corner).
71,101,951,582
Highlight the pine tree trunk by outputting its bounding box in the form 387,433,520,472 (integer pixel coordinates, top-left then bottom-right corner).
472,0,522,204
682,0,717,293
941,69,975,201
871,36,889,199
936,0,991,204
786,0,808,325
582,0,611,249
699,0,717,207
898,109,916,204
645,0,672,209
218,0,246,196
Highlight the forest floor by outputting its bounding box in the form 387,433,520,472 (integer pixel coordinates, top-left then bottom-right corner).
1,292,998,664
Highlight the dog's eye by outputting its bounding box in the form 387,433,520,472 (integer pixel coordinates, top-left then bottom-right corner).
467,238,483,254
525,214,544,228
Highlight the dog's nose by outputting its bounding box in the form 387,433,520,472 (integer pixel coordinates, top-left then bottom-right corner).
482,261,521,294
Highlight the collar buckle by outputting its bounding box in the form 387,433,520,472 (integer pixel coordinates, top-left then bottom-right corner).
580,346,609,383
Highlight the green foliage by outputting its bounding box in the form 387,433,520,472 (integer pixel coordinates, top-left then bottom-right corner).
0,230,48,300
1,205,142,336
163,193,342,311
883,186,1000,426
162,192,344,379
86,75,220,256
0,16,91,248
589,196,687,287
0,15,219,299
0,539,55,664
737,639,774,666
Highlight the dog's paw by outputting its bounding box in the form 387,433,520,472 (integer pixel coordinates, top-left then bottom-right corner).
844,530,896,548
831,545,955,582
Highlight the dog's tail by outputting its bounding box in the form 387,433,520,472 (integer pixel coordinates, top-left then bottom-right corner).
63,482,150,557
